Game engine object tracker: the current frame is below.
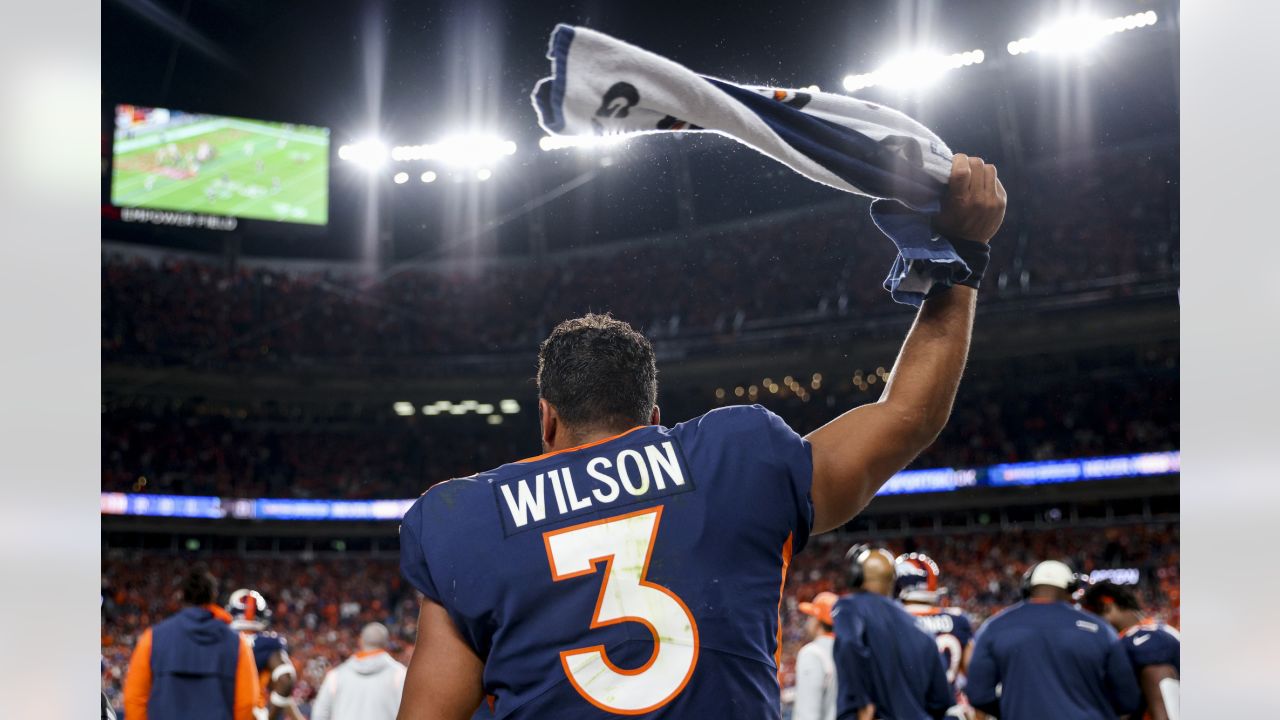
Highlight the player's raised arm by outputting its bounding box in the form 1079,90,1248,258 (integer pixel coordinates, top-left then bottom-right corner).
806,154,1006,534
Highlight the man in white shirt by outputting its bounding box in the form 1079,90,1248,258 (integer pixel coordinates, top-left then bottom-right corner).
311,623,407,720
793,592,839,720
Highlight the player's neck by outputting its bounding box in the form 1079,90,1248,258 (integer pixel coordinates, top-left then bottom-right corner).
546,424,635,453
1114,611,1141,633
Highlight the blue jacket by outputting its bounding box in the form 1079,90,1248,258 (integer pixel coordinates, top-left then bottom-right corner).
832,592,952,720
124,605,257,720
967,600,1141,720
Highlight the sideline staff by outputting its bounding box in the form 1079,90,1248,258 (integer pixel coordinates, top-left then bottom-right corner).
123,565,259,720
832,546,951,720
966,560,1139,720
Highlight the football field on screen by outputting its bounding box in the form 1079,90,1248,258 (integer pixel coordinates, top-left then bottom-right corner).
111,116,329,225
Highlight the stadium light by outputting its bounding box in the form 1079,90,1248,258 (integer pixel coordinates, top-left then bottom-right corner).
843,48,984,93
538,134,631,152
420,171,437,183
337,139,388,170
499,399,520,414
1006,11,1158,56
392,401,415,416
390,136,517,167
476,168,492,181
393,172,409,184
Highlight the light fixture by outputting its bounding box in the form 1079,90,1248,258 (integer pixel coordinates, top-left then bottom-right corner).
538,134,631,152
843,48,984,93
393,172,408,184
499,399,521,414
391,135,517,167
476,168,492,181
337,139,388,170
1006,11,1158,57
393,402,415,416
420,171,437,183
487,415,504,425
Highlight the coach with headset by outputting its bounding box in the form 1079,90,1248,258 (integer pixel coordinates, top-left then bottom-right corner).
831,544,952,720
966,559,1141,720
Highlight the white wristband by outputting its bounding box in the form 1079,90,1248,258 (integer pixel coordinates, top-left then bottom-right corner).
271,663,296,681
269,691,294,708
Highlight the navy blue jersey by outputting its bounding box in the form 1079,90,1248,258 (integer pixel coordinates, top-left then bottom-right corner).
906,605,974,690
1121,621,1180,719
832,593,953,720
247,632,287,671
1121,621,1180,674
400,406,814,719
966,601,1141,720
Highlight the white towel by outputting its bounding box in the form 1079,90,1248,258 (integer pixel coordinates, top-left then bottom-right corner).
532,24,978,306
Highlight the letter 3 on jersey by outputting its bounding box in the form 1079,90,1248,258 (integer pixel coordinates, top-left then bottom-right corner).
400,405,813,719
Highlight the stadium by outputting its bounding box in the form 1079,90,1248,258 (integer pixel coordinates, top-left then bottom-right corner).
100,0,1180,718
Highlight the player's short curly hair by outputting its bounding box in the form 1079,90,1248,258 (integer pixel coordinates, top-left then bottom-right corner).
537,313,657,432
182,563,219,606
1080,580,1141,614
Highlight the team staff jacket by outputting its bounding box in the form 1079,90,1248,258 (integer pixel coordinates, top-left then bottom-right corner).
832,592,953,720
123,605,259,720
966,600,1141,720
400,405,814,719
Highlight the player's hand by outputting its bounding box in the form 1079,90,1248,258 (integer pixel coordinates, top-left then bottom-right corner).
932,154,1006,245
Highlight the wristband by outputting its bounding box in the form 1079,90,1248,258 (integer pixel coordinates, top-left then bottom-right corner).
949,237,991,289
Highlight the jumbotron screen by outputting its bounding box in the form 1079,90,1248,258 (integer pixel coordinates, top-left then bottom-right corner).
111,104,330,225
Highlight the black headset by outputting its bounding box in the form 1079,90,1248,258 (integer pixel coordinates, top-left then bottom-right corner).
845,543,895,590
1020,560,1082,599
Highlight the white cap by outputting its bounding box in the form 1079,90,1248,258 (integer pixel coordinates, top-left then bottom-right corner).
1028,560,1075,590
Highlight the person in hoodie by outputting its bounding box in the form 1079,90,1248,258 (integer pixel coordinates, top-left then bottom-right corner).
311,623,408,720
123,564,259,720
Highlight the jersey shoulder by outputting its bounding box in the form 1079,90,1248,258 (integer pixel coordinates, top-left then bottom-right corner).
252,631,287,653
672,403,792,443
1124,624,1180,667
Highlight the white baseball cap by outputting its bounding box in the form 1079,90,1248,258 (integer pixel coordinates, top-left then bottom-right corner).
1028,560,1075,590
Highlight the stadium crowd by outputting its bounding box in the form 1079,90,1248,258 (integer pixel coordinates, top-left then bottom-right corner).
102,145,1176,370
101,520,1178,717
103,342,1176,499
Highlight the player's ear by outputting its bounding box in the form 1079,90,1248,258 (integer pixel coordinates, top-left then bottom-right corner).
649,405,660,426
539,398,558,449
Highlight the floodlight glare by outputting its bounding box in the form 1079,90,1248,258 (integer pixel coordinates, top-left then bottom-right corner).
393,136,518,167
842,48,984,93
499,399,520,414
538,134,630,152
337,139,388,170
476,168,492,181
421,171,437,183
393,172,408,184
1007,11,1158,57
392,401,415,416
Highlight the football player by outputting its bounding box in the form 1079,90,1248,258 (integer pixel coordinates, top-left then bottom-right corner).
896,552,974,719
1081,580,1180,720
398,154,1006,719
227,589,301,720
